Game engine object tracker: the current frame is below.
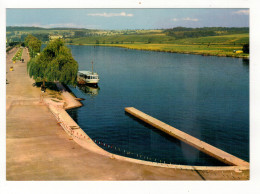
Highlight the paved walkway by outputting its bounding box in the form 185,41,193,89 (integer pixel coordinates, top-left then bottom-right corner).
6,48,249,180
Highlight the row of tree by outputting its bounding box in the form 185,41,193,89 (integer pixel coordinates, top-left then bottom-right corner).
165,27,249,33
27,36,78,86
25,35,42,58
164,27,249,39
168,30,216,39
242,44,249,54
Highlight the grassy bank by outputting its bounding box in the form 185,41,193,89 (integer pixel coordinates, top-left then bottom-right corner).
69,33,249,58
106,43,248,58
68,42,249,58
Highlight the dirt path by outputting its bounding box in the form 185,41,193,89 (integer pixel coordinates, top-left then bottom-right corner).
6,48,248,180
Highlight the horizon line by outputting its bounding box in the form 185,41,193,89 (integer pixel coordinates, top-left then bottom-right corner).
6,25,250,31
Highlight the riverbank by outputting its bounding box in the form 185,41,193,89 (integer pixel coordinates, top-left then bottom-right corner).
6,48,249,180
67,43,249,59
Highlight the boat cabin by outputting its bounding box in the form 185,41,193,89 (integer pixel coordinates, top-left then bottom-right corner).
77,71,99,85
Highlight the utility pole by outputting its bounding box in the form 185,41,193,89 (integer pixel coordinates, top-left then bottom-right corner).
92,61,93,74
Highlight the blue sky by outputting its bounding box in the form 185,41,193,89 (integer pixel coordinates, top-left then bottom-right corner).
6,8,249,29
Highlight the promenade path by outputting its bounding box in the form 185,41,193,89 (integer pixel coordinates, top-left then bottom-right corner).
6,48,248,180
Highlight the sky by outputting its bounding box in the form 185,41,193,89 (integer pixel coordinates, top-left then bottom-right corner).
6,8,249,30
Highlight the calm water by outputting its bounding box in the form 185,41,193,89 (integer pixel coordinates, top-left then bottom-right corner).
66,45,249,166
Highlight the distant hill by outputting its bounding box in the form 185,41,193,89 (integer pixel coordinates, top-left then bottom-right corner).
6,26,99,42
6,26,46,31
6,26,249,45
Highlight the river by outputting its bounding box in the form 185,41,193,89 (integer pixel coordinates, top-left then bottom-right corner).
66,45,249,166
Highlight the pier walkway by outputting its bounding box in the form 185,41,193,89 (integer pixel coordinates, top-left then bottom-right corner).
125,107,249,168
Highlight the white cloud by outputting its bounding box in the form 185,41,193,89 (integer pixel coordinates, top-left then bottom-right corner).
233,10,249,15
182,17,199,22
12,23,42,27
49,23,77,28
88,12,133,17
47,23,92,28
172,18,179,22
172,17,199,22
11,23,101,29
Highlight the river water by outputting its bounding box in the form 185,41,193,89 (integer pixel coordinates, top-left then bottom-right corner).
66,45,249,166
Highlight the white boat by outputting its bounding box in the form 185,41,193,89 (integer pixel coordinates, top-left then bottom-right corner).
77,61,99,85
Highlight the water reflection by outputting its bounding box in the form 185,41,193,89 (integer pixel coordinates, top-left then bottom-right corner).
68,108,78,123
77,84,100,97
242,58,249,66
125,111,226,166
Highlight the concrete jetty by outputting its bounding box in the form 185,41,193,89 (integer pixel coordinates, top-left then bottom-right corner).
125,107,249,168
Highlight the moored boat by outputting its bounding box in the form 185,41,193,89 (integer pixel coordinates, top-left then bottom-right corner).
77,61,99,86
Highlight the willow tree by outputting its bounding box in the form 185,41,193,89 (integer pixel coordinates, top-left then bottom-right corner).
27,38,78,86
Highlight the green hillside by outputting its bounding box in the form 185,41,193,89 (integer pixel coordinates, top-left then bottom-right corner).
70,33,249,45
173,34,249,45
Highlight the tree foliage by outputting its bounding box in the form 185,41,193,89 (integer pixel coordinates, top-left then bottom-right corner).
242,44,249,54
74,31,86,38
25,34,42,58
164,27,249,40
27,39,78,85
31,33,49,42
8,41,20,47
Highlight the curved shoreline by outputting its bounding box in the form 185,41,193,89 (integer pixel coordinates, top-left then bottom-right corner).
67,43,250,59
47,88,249,173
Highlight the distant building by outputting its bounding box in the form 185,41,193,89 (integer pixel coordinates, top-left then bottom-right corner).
49,35,63,40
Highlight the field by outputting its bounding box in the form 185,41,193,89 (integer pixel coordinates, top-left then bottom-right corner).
70,33,249,58
173,33,249,45
70,34,174,44
70,32,248,45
